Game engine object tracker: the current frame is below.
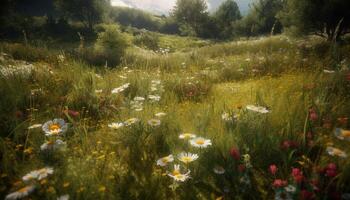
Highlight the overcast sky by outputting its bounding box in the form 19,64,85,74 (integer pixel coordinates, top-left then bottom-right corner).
111,0,252,15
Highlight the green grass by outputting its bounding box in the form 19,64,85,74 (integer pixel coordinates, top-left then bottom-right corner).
0,35,350,199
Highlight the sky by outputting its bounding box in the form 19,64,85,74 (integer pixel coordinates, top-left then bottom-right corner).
111,0,252,15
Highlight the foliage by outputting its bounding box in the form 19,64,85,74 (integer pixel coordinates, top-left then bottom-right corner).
214,0,242,39
133,31,160,51
278,0,350,41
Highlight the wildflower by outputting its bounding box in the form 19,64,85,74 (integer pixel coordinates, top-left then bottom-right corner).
337,117,348,125
64,110,79,117
95,89,103,94
133,96,145,101
213,166,225,174
272,179,288,188
291,168,304,183
22,167,54,182
5,185,35,200
148,95,161,102
190,137,212,148
178,152,199,164
285,185,296,193
28,124,42,129
156,154,174,166
179,133,196,140
111,83,130,94
275,191,293,200
155,112,166,117
42,118,68,136
221,112,230,121
230,147,240,160
325,163,338,177
309,108,318,122
246,105,269,114
323,69,335,74
280,140,299,150
269,164,278,175
124,118,139,126
40,139,66,151
238,164,246,172
300,190,314,200
108,122,124,130
168,164,190,182
334,128,350,141
148,119,161,127
57,194,69,200
326,146,347,158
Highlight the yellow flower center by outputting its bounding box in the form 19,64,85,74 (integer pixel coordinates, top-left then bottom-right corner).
172,170,180,176
341,131,350,137
18,186,30,193
182,156,192,163
49,124,60,132
196,139,205,145
161,157,169,163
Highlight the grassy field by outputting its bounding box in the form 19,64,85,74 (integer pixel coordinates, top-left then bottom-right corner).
0,34,350,199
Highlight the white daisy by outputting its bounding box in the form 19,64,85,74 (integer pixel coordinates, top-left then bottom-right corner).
246,105,270,114
156,154,174,166
179,133,196,140
213,166,225,174
40,139,66,151
42,118,68,136
111,83,130,94
5,185,35,200
190,137,212,148
108,122,124,130
155,112,166,117
323,69,336,74
285,185,296,193
133,96,145,101
28,124,42,129
334,128,350,141
23,167,54,182
178,152,199,164
326,147,347,158
57,194,69,200
124,118,140,126
167,164,191,182
148,119,161,127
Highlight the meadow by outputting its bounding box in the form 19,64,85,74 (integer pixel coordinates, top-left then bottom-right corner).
1,34,350,200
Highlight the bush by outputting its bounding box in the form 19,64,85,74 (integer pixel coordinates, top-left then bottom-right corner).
133,31,160,51
93,24,128,67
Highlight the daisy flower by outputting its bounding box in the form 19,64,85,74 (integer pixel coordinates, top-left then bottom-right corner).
213,166,225,174
124,118,139,126
111,83,130,94
5,185,35,200
108,122,124,130
323,69,336,74
28,124,42,129
285,185,296,193
133,96,145,101
179,133,196,140
178,152,199,164
23,167,54,182
42,118,68,136
246,105,270,114
148,119,161,127
168,164,191,182
148,95,161,102
334,128,350,141
156,154,174,166
40,139,66,151
190,137,212,148
155,112,167,117
326,147,347,158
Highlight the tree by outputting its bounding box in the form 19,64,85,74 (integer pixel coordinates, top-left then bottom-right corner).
172,0,209,36
278,0,350,41
214,0,242,39
234,0,284,37
55,0,110,31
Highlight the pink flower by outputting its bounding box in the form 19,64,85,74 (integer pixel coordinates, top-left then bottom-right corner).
291,168,304,183
230,147,240,160
300,190,314,200
325,163,337,177
280,140,299,150
272,179,287,188
309,108,318,122
269,164,278,175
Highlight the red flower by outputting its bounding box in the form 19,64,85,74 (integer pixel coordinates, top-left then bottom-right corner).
269,164,278,175
238,164,245,172
346,72,350,81
300,190,314,200
64,109,80,117
291,168,304,183
309,108,318,122
280,140,299,150
272,179,287,188
325,163,337,177
230,147,240,160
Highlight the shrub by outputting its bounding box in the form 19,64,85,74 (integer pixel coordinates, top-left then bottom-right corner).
133,31,160,51
93,24,128,67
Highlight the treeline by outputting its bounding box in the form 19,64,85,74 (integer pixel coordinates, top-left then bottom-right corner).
0,0,349,42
